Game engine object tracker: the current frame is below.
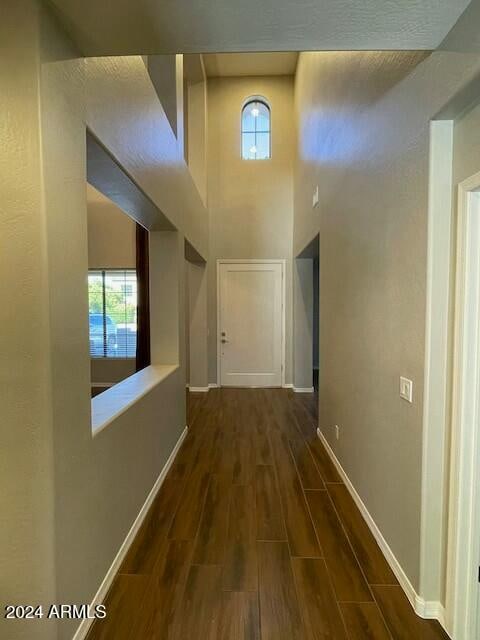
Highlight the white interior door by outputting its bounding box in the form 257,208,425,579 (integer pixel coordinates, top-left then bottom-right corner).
218,261,283,387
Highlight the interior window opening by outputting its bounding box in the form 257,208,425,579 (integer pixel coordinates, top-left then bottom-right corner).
86,181,150,398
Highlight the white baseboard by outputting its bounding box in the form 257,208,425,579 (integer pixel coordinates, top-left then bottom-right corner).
317,428,444,626
188,386,209,393
282,383,293,389
417,600,446,628
293,387,314,393
72,425,188,640
208,383,219,389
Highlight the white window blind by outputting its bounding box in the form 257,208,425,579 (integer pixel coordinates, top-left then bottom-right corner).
88,269,137,358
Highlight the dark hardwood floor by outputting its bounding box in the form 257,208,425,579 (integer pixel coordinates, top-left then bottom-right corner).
87,388,450,640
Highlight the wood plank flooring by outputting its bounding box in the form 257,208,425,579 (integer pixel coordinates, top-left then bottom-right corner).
87,388,450,640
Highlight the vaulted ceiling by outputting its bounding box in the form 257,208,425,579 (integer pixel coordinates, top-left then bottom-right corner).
49,0,470,57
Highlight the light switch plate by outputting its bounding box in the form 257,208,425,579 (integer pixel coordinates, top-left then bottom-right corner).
312,185,319,208
400,376,413,403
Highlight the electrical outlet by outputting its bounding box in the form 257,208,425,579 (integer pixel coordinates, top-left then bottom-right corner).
335,425,340,440
400,376,413,403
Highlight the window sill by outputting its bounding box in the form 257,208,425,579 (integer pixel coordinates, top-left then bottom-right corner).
91,364,179,436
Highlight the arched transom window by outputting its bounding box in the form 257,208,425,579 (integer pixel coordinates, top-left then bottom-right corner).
241,98,271,160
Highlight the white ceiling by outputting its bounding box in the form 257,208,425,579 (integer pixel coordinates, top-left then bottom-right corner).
203,53,298,78
49,0,470,57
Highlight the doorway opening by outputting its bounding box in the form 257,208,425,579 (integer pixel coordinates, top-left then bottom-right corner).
294,234,319,395
313,253,319,392
185,239,208,393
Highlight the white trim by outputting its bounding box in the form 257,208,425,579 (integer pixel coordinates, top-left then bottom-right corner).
423,602,446,628
420,120,454,607
208,383,219,389
446,172,480,640
282,383,293,389
216,259,286,388
317,428,446,628
72,425,188,640
188,386,209,393
91,365,178,435
293,386,314,393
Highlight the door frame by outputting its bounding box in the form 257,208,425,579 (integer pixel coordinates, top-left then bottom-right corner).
216,259,286,388
446,170,480,639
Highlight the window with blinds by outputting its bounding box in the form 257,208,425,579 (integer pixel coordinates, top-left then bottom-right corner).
88,270,137,358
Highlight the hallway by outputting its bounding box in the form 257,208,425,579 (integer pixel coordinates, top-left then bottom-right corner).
87,389,448,640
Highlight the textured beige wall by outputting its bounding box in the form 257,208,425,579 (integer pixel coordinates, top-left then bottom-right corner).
0,3,56,638
147,55,178,135
90,358,136,384
207,76,294,383
45,41,189,640
1,4,203,639
187,79,208,205
294,43,480,591
87,185,136,269
86,55,208,259
39,14,186,640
